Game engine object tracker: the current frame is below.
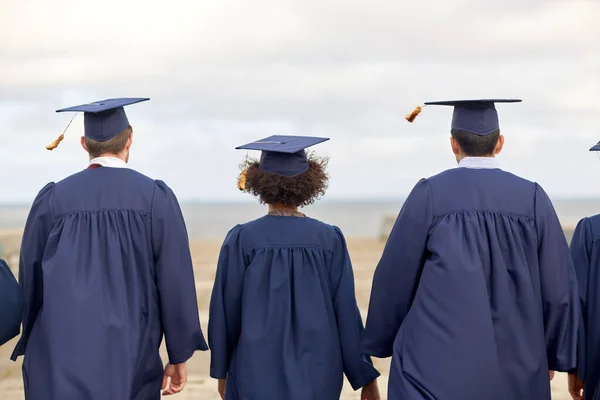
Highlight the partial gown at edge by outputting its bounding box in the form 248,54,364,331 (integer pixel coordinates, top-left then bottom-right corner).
570,216,600,399
11,167,208,400
364,168,579,400
0,259,23,346
208,216,380,400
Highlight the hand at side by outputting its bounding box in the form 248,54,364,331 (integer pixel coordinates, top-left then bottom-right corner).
361,379,381,400
162,363,188,396
568,373,584,400
218,378,226,399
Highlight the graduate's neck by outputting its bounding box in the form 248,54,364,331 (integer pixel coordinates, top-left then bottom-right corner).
89,152,129,163
455,153,495,163
268,203,299,213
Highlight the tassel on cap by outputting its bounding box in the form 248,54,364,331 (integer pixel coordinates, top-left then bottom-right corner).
238,151,250,191
237,169,247,191
45,134,65,150
46,112,78,151
405,105,423,123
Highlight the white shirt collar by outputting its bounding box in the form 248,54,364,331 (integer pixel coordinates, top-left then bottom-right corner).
457,157,501,170
88,156,128,169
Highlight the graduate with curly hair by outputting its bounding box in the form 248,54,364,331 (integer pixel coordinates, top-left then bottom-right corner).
208,135,380,400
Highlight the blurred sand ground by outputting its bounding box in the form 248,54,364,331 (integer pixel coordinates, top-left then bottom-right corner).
0,238,573,399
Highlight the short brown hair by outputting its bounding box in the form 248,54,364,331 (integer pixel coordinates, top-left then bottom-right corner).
241,152,329,208
84,126,132,158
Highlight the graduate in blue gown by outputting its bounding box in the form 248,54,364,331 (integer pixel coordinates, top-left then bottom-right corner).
12,98,208,400
364,99,579,400
0,259,23,346
566,139,600,400
208,135,380,400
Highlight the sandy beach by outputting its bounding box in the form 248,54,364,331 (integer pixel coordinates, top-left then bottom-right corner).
0,237,574,399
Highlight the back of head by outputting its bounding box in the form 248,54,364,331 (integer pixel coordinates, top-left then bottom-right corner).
235,135,331,208
84,125,133,158
242,153,330,208
451,129,500,157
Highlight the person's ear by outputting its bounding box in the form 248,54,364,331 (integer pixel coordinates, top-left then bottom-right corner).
495,135,504,155
450,136,460,155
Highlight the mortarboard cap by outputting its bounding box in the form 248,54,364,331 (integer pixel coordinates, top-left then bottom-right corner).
405,99,522,136
590,141,600,151
46,97,149,150
236,135,329,178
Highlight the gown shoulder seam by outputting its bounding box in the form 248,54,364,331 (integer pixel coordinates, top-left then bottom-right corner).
432,209,534,221
55,209,152,219
241,244,335,253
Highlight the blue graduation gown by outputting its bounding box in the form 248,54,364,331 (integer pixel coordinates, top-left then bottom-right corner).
11,167,208,400
208,216,380,400
0,259,23,346
570,216,600,399
364,168,579,400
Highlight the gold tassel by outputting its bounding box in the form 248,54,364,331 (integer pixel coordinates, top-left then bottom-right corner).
405,105,423,123
45,134,64,150
237,169,247,191
46,112,78,150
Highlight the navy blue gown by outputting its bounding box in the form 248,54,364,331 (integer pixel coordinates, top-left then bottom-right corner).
0,259,23,346
364,167,579,399
11,167,208,400
208,215,380,399
570,215,600,399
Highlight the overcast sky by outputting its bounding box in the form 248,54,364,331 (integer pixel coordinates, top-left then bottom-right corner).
0,0,599,203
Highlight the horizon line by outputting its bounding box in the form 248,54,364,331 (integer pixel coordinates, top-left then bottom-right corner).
0,195,599,207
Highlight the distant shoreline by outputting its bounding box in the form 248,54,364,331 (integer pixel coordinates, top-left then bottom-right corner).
0,196,599,207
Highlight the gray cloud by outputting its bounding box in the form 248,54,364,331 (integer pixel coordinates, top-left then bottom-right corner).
0,0,598,202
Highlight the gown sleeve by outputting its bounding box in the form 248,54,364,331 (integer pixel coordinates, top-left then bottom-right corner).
535,183,579,372
0,259,23,346
208,225,245,379
363,178,433,358
10,182,55,360
151,180,208,365
329,226,380,390
569,217,592,378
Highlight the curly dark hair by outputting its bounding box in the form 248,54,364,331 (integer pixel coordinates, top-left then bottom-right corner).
240,152,329,208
